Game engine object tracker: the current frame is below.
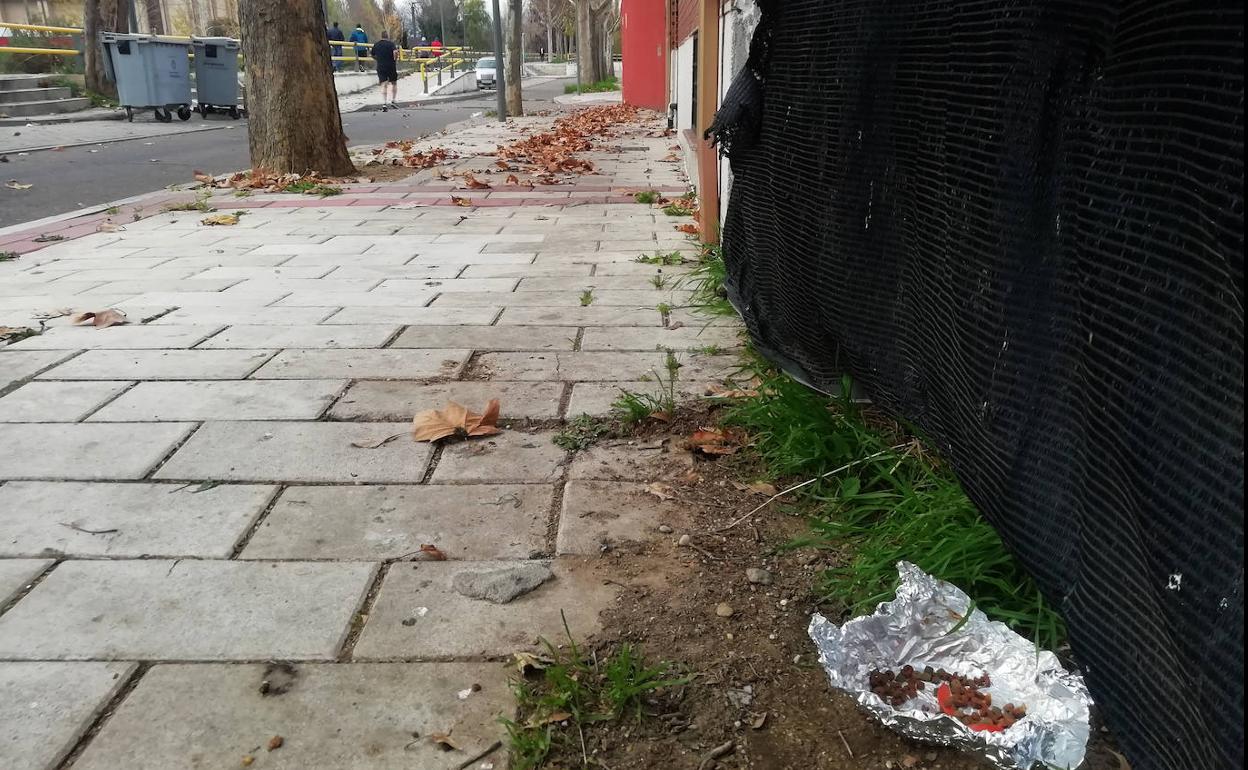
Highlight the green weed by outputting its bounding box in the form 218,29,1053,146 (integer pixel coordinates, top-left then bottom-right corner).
233,189,252,198
723,364,1065,649
613,349,682,422
104,206,120,215
656,302,672,316
505,614,687,769
579,289,594,306
649,272,668,289
163,190,215,213
287,181,343,197
634,250,686,266
634,190,659,204
553,414,612,451
662,202,695,216
564,76,620,94
0,251,18,262
678,242,734,318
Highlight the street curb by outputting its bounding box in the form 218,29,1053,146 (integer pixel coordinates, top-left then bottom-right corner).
0,110,127,127
1,123,237,155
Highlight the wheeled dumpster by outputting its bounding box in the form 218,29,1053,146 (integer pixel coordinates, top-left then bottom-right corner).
100,32,192,122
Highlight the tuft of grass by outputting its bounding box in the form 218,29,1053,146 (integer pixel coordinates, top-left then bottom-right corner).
722,364,1065,649
689,344,723,356
613,349,682,423
163,190,215,213
564,76,620,94
233,189,252,198
287,180,343,197
649,272,667,289
677,242,734,318
505,615,688,770
553,414,612,451
662,202,695,217
634,190,660,204
579,288,594,306
104,206,120,215
0,251,18,262
656,302,672,316
635,250,686,266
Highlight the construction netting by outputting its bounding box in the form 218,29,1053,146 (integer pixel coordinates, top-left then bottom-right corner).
709,2,1244,769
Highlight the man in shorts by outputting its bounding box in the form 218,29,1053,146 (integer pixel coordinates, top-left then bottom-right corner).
372,31,399,110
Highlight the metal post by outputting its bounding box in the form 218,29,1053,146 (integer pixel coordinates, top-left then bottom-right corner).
574,19,581,93
490,0,506,120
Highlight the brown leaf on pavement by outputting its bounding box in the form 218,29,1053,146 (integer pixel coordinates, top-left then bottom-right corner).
202,213,240,226
5,180,33,190
69,309,128,328
461,172,491,189
430,732,461,751
418,543,448,560
450,195,473,207
676,223,699,235
192,169,215,184
266,736,284,751
645,482,676,501
505,173,520,185
411,399,503,442
512,651,555,674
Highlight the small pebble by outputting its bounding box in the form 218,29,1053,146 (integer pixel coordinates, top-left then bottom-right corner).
715,602,735,617
745,567,773,585
658,524,673,534
678,534,692,546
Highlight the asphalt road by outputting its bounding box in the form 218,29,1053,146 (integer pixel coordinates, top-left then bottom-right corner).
0,79,568,229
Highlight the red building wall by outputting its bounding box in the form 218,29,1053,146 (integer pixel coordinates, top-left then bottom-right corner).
621,0,668,110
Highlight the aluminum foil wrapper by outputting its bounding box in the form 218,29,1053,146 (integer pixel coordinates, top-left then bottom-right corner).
809,562,1090,769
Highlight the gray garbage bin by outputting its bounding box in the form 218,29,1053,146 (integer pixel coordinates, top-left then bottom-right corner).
100,32,193,123
190,36,241,119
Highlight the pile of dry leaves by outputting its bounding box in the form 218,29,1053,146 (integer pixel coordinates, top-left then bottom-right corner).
492,104,640,183
368,143,459,169
192,169,345,192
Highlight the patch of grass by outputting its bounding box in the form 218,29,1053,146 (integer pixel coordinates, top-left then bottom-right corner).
649,272,668,289
163,190,215,213
661,202,695,217
635,250,686,266
689,344,723,356
287,181,343,197
233,189,252,198
0,251,18,262
103,206,120,215
634,190,660,204
564,76,620,94
579,289,594,306
678,242,734,318
612,349,682,422
553,414,612,451
722,364,1066,649
505,616,687,770
656,302,672,316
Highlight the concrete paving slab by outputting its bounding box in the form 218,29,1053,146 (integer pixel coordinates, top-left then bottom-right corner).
116,291,289,308
390,324,578,351
432,290,582,307
325,263,466,279
195,325,398,349
146,307,334,325
0,482,277,558
220,278,386,294
0,381,132,422
242,484,551,560
5,325,222,350
0,559,51,605
71,663,509,770
473,351,663,381
0,350,79,389
580,325,743,352
0,662,137,770
353,559,616,659
0,560,376,661
557,481,687,555
37,349,275,380
272,291,437,308
430,430,567,484
460,263,590,278
193,266,335,280
154,421,433,483
0,422,195,480
249,349,470,380
329,380,564,421
320,306,500,325
496,306,661,326
377,278,519,293
87,379,345,421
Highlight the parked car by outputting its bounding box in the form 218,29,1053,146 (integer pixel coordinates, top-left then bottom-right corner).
475,57,496,89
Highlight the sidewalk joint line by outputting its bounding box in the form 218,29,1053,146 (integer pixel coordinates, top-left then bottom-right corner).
0,559,58,621
53,662,150,770
228,485,286,559
336,562,389,662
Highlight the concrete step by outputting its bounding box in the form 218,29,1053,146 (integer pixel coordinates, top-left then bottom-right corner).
0,97,92,117
0,87,73,104
0,74,52,92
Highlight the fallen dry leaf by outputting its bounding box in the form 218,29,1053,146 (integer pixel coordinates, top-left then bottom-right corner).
676,223,700,235
686,428,745,456
527,711,571,728
350,432,405,449
418,543,448,561
512,651,555,674
461,172,491,189
0,325,37,343
5,180,33,190
241,757,254,767
192,169,215,184
645,482,676,501
69,309,128,329
731,480,779,497
267,735,284,751
750,712,769,730
505,173,520,185
411,399,502,442
450,195,473,207
201,213,240,226
96,222,124,233
430,732,461,752
705,384,760,399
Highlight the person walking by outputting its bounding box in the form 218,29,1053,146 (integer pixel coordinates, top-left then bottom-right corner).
349,23,369,72
327,21,346,72
372,30,399,111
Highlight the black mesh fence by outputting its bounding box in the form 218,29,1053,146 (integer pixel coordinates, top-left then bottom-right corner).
710,2,1243,769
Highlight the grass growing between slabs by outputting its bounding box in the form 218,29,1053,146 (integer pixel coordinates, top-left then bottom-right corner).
681,240,1066,649
505,619,688,769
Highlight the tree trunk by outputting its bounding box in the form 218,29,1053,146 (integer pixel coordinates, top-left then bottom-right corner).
144,0,165,34
239,0,355,176
83,0,123,97
543,0,553,60
575,0,609,83
505,0,523,115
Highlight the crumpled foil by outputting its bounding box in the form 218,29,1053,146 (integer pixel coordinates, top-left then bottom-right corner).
808,562,1090,769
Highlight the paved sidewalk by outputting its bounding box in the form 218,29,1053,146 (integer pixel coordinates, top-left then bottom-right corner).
0,107,739,769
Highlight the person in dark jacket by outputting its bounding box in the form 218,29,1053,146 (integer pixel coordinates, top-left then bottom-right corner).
349,24,369,72
327,21,345,72
372,31,399,110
